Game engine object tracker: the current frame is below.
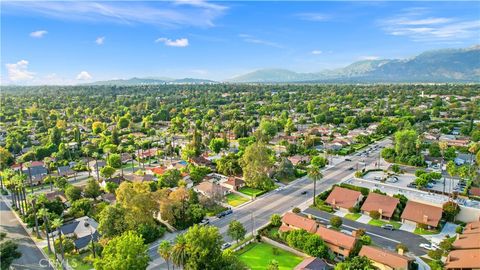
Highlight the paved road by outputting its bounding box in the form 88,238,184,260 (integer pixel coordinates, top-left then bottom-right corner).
303,207,428,256
0,198,53,270
147,138,392,268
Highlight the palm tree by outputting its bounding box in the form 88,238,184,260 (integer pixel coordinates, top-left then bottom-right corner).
308,166,323,207
29,194,40,238
51,218,65,263
158,240,173,270
38,208,52,254
92,152,100,180
24,161,33,193
171,235,188,269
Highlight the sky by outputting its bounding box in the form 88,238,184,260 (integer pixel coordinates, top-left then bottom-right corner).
1,1,479,84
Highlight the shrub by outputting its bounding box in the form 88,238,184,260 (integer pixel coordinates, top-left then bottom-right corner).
272,247,279,255
396,243,408,253
339,183,369,196
330,216,342,228
136,224,165,244
443,201,460,222
359,235,371,245
292,207,301,214
428,249,443,260
455,226,463,234
415,170,426,177
391,164,401,173
54,238,75,254
369,210,381,220
270,214,281,227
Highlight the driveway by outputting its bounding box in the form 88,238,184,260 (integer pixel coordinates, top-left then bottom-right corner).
426,222,459,244
400,223,416,233
357,215,372,224
334,210,347,217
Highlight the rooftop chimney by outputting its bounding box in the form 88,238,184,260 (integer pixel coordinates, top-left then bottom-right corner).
423,215,429,223
398,248,404,256
332,199,336,205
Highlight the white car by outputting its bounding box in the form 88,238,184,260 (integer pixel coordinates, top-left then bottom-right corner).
419,243,437,250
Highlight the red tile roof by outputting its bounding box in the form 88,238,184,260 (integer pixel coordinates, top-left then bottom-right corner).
400,201,442,227
359,245,413,269
280,212,318,233
361,193,399,218
452,233,480,250
315,226,356,250
445,249,480,269
464,221,480,234
469,187,480,197
325,186,362,210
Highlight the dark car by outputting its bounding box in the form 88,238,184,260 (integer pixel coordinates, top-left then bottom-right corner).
216,212,225,218
381,224,395,231
301,191,308,195
407,182,417,188
224,209,233,215
348,167,354,171
345,158,352,161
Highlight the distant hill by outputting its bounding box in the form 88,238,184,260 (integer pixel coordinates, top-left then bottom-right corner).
89,77,217,85
229,46,480,83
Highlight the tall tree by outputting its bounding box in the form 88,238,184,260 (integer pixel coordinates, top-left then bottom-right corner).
240,142,274,190
308,166,323,206
158,241,173,270
227,220,246,243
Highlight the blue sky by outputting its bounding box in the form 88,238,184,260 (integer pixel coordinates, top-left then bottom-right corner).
1,1,479,84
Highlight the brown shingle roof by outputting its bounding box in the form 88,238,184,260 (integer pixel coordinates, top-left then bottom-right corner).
280,212,318,233
359,245,413,269
400,201,442,227
361,193,400,218
452,233,480,250
469,187,480,197
445,249,480,269
315,226,356,250
325,186,362,210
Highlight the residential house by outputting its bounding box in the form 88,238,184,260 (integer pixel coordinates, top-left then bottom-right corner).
294,257,332,270
123,173,154,183
88,160,106,174
221,177,245,191
22,161,48,185
452,233,480,250
279,212,318,233
359,245,414,270
100,193,116,204
400,201,442,229
100,176,124,189
315,226,357,259
57,166,76,177
445,249,480,270
463,221,480,234
194,181,230,199
288,155,311,166
189,156,213,167
325,186,363,212
469,187,480,198
52,216,100,251
361,193,400,220
45,190,67,203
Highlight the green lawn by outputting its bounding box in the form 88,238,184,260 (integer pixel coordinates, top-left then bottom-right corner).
237,242,303,270
226,193,249,207
43,247,93,270
368,219,402,229
239,187,265,197
414,227,440,235
344,213,361,221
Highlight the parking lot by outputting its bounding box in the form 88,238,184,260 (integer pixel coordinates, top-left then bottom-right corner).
362,171,464,194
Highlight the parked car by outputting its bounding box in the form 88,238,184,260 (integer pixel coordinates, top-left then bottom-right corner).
348,167,354,171
419,243,437,250
224,209,233,215
407,182,417,188
301,191,308,195
216,212,226,218
345,158,352,161
199,219,210,225
221,243,231,250
381,224,394,231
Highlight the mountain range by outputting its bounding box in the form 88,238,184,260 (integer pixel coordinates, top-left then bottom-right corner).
90,46,480,84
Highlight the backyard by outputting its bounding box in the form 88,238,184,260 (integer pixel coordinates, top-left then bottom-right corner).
239,187,265,198
226,193,249,207
236,242,303,270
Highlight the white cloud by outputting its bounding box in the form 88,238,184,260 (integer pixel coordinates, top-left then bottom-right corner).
5,60,35,81
30,30,47,38
238,34,283,48
381,9,480,42
95,36,105,45
76,71,92,80
311,50,322,55
155,37,189,47
359,56,380,60
3,1,227,28
295,13,330,22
